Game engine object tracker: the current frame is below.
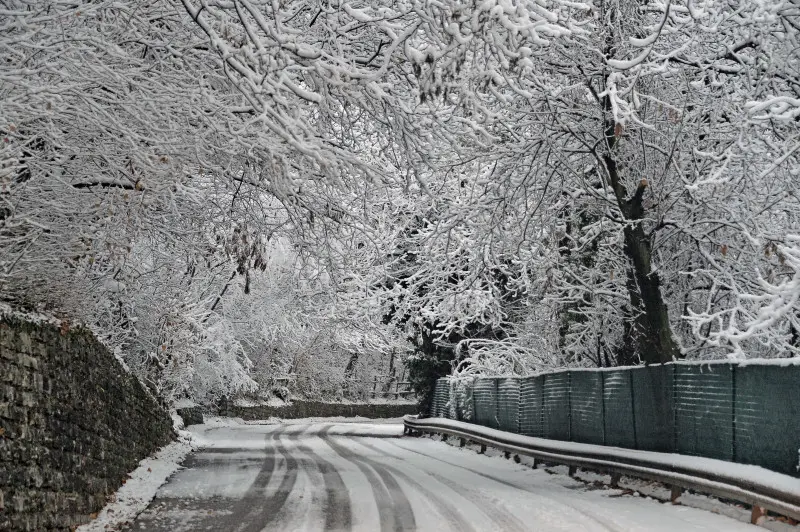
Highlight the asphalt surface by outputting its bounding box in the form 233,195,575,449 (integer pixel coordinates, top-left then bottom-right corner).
128,421,758,531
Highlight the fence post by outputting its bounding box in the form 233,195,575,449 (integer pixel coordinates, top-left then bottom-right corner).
567,371,573,441
731,364,737,463
494,378,500,429
600,371,606,446
629,369,638,450
540,374,546,438
672,363,678,453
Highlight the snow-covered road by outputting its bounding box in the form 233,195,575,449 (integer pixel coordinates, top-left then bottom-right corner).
129,421,758,531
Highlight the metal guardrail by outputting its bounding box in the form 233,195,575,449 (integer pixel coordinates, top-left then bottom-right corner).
434,362,800,478
404,415,800,524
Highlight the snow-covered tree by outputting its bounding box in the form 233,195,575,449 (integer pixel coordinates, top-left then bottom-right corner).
3,0,799,405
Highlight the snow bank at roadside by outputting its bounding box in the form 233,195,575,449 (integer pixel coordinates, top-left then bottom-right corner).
76,428,195,531
198,414,407,426
243,415,406,425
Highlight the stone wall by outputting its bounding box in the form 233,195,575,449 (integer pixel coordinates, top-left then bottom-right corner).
175,407,204,427
0,315,175,531
223,400,420,421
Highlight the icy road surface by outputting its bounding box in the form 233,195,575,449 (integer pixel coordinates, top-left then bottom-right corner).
129,421,758,531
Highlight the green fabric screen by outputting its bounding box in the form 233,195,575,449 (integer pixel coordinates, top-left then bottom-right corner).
430,362,800,477
674,363,734,460
497,378,520,433
542,372,571,441
570,371,604,445
473,378,499,429
519,375,544,437
602,370,636,449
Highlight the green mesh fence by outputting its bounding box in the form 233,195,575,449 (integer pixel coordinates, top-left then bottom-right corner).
542,372,571,441
570,371,604,445
431,378,450,418
735,365,800,476
519,375,544,437
473,378,499,429
630,365,674,453
497,378,520,433
675,363,733,460
430,362,800,477
460,378,476,421
602,369,636,449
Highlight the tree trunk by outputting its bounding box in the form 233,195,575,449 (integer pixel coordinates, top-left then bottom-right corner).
623,223,679,363
602,150,679,365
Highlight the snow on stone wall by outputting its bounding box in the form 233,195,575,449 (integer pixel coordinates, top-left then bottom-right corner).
0,315,174,531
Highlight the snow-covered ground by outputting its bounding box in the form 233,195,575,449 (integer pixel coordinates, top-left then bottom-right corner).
117,419,776,531
76,432,195,531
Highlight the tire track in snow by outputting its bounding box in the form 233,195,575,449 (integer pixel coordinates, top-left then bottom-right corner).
260,424,325,532
290,426,354,531
384,439,621,532
347,438,494,532
129,423,754,532
220,426,300,532
320,425,416,532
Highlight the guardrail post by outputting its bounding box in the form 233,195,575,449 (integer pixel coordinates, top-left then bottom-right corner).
670,486,682,504
751,504,767,525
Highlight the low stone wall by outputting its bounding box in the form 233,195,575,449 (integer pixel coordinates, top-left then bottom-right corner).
223,400,420,420
175,407,204,427
0,314,175,531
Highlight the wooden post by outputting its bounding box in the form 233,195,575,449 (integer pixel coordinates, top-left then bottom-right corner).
568,465,577,477
479,444,486,454
670,486,682,504
459,438,466,448
610,473,621,488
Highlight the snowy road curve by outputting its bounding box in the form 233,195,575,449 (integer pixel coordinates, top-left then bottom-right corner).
129,421,757,531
